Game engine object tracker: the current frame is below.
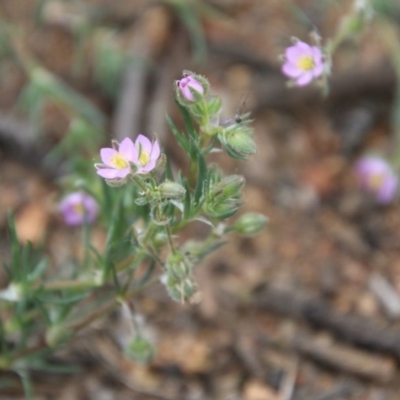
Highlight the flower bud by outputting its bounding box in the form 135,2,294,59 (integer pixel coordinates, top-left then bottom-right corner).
234,212,268,236
219,129,257,160
207,199,240,220
176,70,209,105
164,274,199,304
152,232,169,247
158,181,186,200
209,175,245,201
124,336,155,364
166,251,192,279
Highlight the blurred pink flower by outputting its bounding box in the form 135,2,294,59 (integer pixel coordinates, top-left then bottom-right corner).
282,40,324,86
177,74,204,102
59,192,98,226
95,138,136,180
355,156,398,204
132,134,160,174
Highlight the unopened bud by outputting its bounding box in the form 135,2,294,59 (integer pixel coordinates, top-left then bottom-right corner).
209,175,245,201
166,251,192,279
219,129,257,159
153,232,169,247
158,181,186,200
208,199,240,220
175,70,209,105
125,336,155,364
164,275,199,304
234,212,268,236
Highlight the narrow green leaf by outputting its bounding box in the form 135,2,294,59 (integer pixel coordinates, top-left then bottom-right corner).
175,100,199,143
7,215,20,280
183,179,191,220
136,259,155,288
196,240,227,261
163,157,174,181
45,293,88,305
166,114,190,152
193,148,207,207
27,258,48,282
17,370,33,400
110,263,122,294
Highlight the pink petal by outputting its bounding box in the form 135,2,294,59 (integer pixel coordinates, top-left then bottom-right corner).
377,176,398,204
282,62,303,78
285,41,312,62
285,46,303,63
186,77,204,95
96,168,120,179
150,140,161,160
100,148,117,167
296,41,313,54
312,61,324,78
138,160,156,173
296,71,314,86
311,46,322,62
119,138,136,161
115,168,131,178
136,134,152,153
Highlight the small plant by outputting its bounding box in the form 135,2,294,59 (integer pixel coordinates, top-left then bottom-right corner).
0,70,266,396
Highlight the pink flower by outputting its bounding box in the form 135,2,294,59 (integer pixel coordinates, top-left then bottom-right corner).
177,74,204,102
59,192,98,226
282,40,324,86
132,134,161,174
355,156,398,204
95,138,136,180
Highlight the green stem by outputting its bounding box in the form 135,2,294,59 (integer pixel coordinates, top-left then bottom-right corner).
165,224,176,253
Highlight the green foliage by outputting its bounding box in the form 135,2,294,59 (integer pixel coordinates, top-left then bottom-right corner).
0,69,266,396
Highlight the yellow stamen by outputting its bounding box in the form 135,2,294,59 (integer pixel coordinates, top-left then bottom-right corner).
297,55,315,71
369,174,384,190
139,149,150,166
73,203,84,215
110,153,129,169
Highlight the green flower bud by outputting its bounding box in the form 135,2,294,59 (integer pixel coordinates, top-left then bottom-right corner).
209,175,245,201
158,181,186,200
125,336,155,364
164,274,200,304
166,251,192,279
219,128,257,160
152,231,169,247
234,212,269,236
207,199,240,220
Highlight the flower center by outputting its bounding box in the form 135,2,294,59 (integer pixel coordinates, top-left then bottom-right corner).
73,203,85,215
138,148,150,166
296,55,315,71
110,153,129,169
369,173,384,190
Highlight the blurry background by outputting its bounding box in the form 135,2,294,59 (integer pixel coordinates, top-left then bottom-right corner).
2,0,400,399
